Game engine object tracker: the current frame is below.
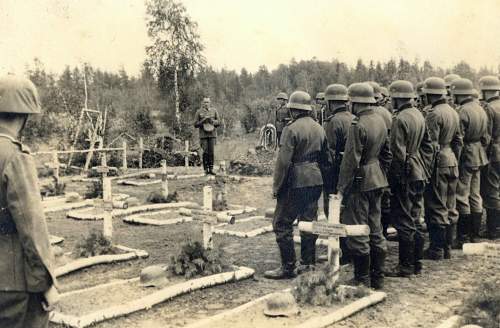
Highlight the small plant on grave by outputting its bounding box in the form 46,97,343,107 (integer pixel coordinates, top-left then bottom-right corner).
167,241,228,279
84,180,103,199
73,229,118,258
212,176,229,211
459,277,500,328
87,167,120,178
293,264,370,306
147,191,179,203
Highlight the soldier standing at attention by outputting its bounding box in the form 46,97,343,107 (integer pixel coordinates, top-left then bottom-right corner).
422,77,463,260
479,76,500,240
0,75,59,327
338,83,392,290
444,74,461,107
194,97,220,175
313,92,326,125
274,92,290,147
449,78,489,247
265,91,330,279
384,81,433,278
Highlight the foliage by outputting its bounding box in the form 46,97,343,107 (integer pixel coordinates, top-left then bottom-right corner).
168,241,227,279
74,230,117,258
84,180,103,199
460,277,500,328
40,177,66,197
294,264,369,306
147,190,179,203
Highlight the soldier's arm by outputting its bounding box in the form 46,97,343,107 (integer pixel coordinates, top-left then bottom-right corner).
425,111,440,147
451,112,464,162
379,134,393,176
389,118,407,176
212,109,220,127
5,153,57,293
482,104,493,149
272,127,295,196
337,123,363,194
194,110,204,128
419,122,435,179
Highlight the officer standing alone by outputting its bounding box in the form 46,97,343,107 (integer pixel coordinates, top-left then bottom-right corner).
194,97,220,175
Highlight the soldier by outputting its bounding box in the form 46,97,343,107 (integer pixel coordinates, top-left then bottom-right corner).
479,76,500,239
274,92,290,146
264,91,330,279
444,74,461,107
422,77,463,260
322,84,352,216
415,82,426,111
379,87,392,112
0,75,59,327
194,97,220,175
384,81,433,278
338,83,392,289
313,92,326,125
450,78,489,247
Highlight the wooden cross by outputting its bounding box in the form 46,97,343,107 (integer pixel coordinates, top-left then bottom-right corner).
94,155,113,241
463,242,500,266
177,140,191,170
203,186,213,249
298,195,370,279
46,151,61,183
161,160,169,198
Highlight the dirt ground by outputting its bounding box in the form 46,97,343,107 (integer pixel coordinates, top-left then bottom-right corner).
45,138,499,328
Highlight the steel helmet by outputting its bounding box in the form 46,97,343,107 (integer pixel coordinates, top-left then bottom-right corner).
315,92,325,100
0,75,41,114
287,91,312,111
264,292,299,317
380,86,389,98
415,82,424,96
389,80,416,99
450,78,474,95
140,265,169,287
366,81,382,99
348,83,377,104
276,92,288,100
422,77,447,95
471,89,480,99
444,74,460,87
478,76,500,91
324,84,348,101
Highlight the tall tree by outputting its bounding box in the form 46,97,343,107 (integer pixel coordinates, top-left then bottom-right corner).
145,0,204,130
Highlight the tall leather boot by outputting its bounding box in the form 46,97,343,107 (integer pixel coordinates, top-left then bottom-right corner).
444,224,455,259
486,209,499,240
351,254,371,288
370,249,386,290
385,239,414,278
470,212,483,242
296,232,317,274
453,215,469,249
340,238,352,265
414,233,424,275
264,241,297,279
424,224,444,260
202,153,209,174
208,151,216,175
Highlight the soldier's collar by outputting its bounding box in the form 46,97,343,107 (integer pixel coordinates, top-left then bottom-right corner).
431,98,447,107
356,107,374,116
459,97,474,106
397,103,413,112
486,96,500,103
333,105,347,114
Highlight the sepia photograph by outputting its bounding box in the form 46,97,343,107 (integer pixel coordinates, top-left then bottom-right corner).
0,0,499,327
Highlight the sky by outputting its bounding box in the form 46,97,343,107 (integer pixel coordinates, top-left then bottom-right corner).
1,0,500,77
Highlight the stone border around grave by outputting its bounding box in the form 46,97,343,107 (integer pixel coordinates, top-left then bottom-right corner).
43,194,129,214
54,245,149,278
50,235,65,245
117,179,162,186
213,216,273,238
123,209,194,226
184,289,386,328
434,315,462,328
49,266,255,328
66,202,198,220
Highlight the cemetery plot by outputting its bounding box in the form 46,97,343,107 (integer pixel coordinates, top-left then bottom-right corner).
123,209,193,226
213,216,273,238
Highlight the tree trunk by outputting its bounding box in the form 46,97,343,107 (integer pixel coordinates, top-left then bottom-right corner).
174,61,180,130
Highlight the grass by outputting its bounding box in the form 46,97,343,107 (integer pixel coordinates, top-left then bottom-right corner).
460,276,500,328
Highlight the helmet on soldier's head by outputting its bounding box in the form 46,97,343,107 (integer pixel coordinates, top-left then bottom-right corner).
444,74,460,87
348,83,377,104
366,81,382,99
0,75,41,114
315,92,325,100
450,78,474,95
415,82,424,96
422,77,447,95
389,80,415,99
324,84,348,101
380,87,389,98
287,91,312,111
276,92,288,101
478,76,500,91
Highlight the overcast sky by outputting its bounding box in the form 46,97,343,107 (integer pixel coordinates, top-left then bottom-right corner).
1,0,500,77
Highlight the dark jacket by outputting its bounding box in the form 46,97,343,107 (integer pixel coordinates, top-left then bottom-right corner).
194,107,220,139
275,105,291,133
483,96,500,163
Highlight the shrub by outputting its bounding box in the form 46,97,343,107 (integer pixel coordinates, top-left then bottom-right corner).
167,241,227,279
74,230,117,258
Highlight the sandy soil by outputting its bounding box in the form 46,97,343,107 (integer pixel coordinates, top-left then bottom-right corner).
47,168,499,328
220,217,272,233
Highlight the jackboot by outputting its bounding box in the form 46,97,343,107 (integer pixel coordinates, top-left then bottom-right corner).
264,242,297,280
486,209,499,240
424,224,445,261
202,153,209,174
340,238,352,265
470,212,483,242
370,249,386,290
296,233,317,275
414,233,424,275
453,215,469,249
385,239,414,278
350,254,371,288
444,224,455,259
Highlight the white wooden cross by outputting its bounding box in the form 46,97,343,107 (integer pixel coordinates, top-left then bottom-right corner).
160,160,169,198
94,153,113,241
298,195,370,280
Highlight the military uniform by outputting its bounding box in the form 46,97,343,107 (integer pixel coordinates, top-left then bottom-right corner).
455,97,489,242
275,104,291,146
0,76,57,328
481,95,500,238
338,101,392,288
424,98,463,258
194,102,220,174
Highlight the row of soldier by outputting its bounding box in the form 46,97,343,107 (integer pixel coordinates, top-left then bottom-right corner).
265,74,500,291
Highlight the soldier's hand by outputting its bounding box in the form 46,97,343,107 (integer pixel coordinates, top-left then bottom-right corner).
42,286,60,312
